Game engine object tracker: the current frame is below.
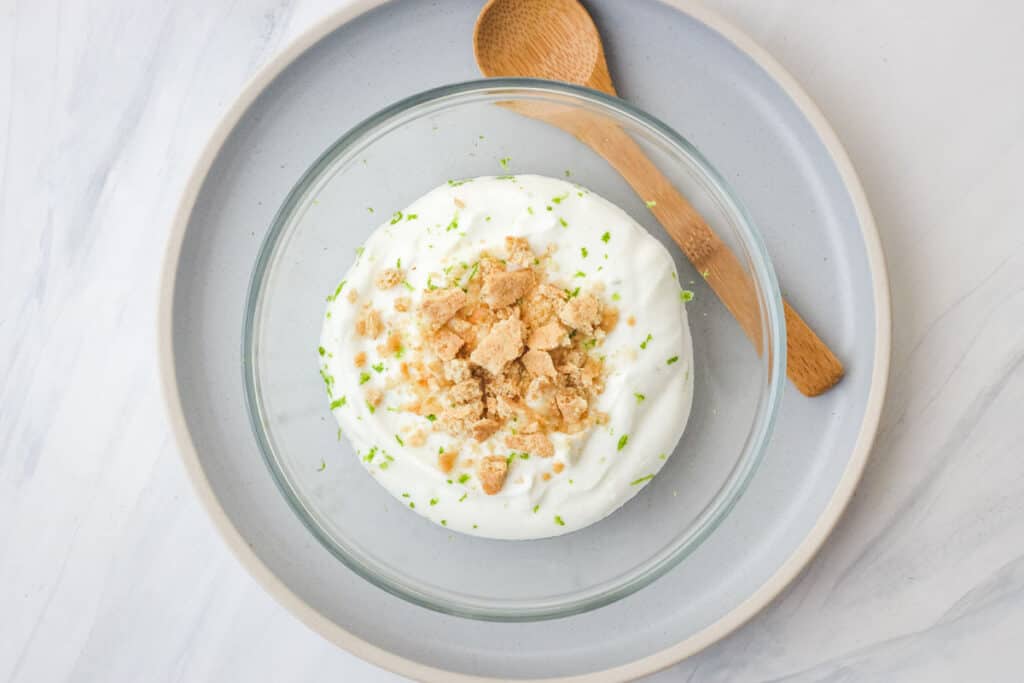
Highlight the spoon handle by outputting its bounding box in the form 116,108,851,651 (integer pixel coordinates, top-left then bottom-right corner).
560,113,843,396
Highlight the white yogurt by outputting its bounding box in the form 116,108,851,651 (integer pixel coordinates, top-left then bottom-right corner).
319,175,694,539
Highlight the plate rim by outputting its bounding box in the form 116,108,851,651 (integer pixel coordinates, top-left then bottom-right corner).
157,1,892,681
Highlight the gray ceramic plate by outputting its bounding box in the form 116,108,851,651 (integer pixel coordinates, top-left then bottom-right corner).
159,0,890,680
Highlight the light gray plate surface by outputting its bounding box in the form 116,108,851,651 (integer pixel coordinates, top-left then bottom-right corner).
160,0,889,680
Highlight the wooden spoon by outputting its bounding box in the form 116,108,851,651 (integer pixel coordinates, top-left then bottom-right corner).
474,0,844,396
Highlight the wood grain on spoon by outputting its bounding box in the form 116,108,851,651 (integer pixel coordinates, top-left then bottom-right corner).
474,0,844,396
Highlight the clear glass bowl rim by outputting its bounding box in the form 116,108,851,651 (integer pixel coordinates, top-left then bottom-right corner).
242,78,786,621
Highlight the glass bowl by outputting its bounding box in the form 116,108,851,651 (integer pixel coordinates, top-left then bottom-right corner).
243,79,785,621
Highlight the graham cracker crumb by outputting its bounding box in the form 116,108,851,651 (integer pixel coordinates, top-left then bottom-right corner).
469,314,524,375
527,321,568,350
430,328,464,361
477,455,508,495
559,294,603,334
505,236,535,267
394,296,411,312
353,351,367,368
420,288,467,331
471,418,500,442
375,268,405,290
443,359,472,383
355,308,383,339
555,389,587,424
521,349,557,378
507,433,554,458
438,450,457,473
481,269,535,309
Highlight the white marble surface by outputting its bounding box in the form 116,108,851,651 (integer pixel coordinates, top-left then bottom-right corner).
3,1,1023,681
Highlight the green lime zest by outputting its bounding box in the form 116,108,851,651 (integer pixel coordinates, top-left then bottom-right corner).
325,279,347,302
329,396,347,410
631,474,655,486
667,356,679,365
395,434,405,447
617,434,629,451
359,372,370,385
634,393,645,403
390,211,403,225
601,231,610,243
680,289,694,302
640,333,653,350
554,515,565,526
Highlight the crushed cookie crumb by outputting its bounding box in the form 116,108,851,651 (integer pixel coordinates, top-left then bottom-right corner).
346,288,359,304
559,294,603,334
394,296,411,312
469,314,524,375
505,236,535,267
521,349,557,378
478,455,508,495
555,389,588,424
438,450,457,473
507,433,554,458
420,288,468,331
527,321,569,351
471,418,500,442
355,308,383,339
481,269,535,309
353,351,367,368
430,328,464,361
375,268,405,290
